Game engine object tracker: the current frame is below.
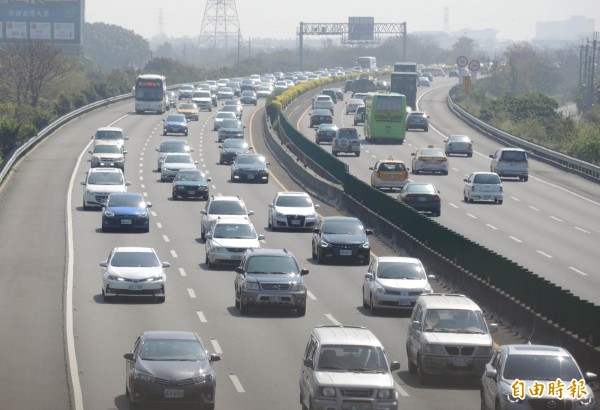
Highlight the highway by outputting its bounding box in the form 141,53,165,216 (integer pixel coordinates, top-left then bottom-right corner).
2,74,596,409
294,77,600,304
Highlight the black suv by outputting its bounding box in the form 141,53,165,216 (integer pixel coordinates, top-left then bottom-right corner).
234,248,309,316
312,216,373,265
230,153,270,183
406,111,429,132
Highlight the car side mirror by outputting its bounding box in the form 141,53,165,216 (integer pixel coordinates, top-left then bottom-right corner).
100,261,108,267
155,148,159,151
364,272,373,280
489,154,494,158
88,150,93,154
268,204,274,208
411,320,421,330
303,358,314,369
205,232,212,239
125,136,129,140
123,151,128,155
411,153,416,156
235,267,244,274
314,204,320,209
463,179,468,182
80,181,86,185
488,323,498,333
312,228,320,234
201,210,207,215
91,135,94,139
258,234,266,241
485,368,497,379
369,167,374,170
206,178,212,182
162,262,171,268
126,181,132,186
585,372,597,382
247,210,255,216
194,161,198,164
365,229,373,235
300,268,309,276
146,202,152,208
218,145,223,148
427,274,436,281
123,353,134,361
389,361,401,372
210,353,221,362
266,162,271,166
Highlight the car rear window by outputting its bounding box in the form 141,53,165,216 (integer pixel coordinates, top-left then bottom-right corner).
500,151,527,161
378,162,406,171
473,174,501,184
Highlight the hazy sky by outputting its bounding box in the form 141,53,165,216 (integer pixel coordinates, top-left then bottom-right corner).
85,0,598,41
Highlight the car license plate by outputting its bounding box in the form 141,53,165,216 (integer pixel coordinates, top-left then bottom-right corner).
349,403,371,410
164,389,184,398
398,299,411,306
231,254,242,260
418,197,426,201
121,219,132,225
451,357,470,367
247,175,254,179
291,219,301,225
271,295,281,302
188,190,196,194
339,249,352,256
128,284,143,291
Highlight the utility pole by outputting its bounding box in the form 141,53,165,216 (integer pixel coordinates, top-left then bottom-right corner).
588,32,598,109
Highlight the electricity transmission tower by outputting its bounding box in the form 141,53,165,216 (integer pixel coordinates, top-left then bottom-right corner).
197,0,241,49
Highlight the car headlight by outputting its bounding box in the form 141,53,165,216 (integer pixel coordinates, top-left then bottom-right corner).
291,283,306,292
150,274,165,282
423,283,433,294
377,389,394,399
104,210,115,217
306,213,316,220
275,212,286,218
361,241,370,249
474,346,493,356
578,395,595,406
319,239,330,247
85,189,93,195
134,370,155,382
503,393,524,404
244,282,260,290
373,282,385,294
317,386,336,397
107,274,125,281
422,343,445,354
137,211,149,217
210,245,225,252
116,156,124,162
193,373,213,384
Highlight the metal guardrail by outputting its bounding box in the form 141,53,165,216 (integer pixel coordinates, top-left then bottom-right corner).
0,93,133,186
447,90,600,182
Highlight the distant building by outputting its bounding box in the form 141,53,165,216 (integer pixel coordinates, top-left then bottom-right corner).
535,16,594,41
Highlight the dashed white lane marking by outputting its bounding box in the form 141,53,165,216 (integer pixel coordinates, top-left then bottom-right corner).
325,313,341,325
229,374,245,393
179,268,186,277
466,213,476,219
395,382,409,397
139,176,143,181
141,184,145,189
211,338,223,354
139,163,143,167
162,235,170,242
569,267,588,276
170,250,178,258
139,169,143,173
156,222,162,229
486,224,498,230
575,226,590,234
307,290,317,300
196,311,207,323
536,250,553,258
550,216,563,222
448,203,458,208
187,288,196,298
511,196,521,202
529,206,540,212
509,236,522,243
212,184,217,189
151,211,157,217
143,192,148,197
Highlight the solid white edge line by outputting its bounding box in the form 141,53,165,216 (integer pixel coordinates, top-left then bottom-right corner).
229,374,246,393
66,113,130,410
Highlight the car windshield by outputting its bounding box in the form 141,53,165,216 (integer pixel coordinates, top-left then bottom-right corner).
107,195,145,208
93,145,121,154
110,251,159,267
217,112,236,119
377,261,425,280
219,87,232,93
221,106,237,113
337,129,358,139
245,255,299,274
501,151,527,161
166,115,185,122
220,119,242,129
179,103,196,110
405,184,436,194
275,195,313,207
423,309,488,333
165,155,193,163
236,155,265,165
317,345,389,373
160,142,189,152
224,100,240,106
223,140,248,149
473,174,501,184
319,124,337,131
378,162,406,172
87,172,124,185
322,220,364,235
175,170,204,182
242,91,255,96
450,135,470,142
502,354,582,381
420,149,444,156
212,223,256,239
140,339,207,362
193,91,211,98
208,201,246,215
95,130,123,140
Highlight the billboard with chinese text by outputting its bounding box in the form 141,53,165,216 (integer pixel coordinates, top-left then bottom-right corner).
0,0,82,45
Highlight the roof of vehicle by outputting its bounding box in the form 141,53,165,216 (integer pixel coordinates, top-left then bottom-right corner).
96,126,123,132
108,192,144,199
321,216,362,224
275,191,310,198
244,248,296,258
160,138,189,145
141,330,199,341
375,256,422,265
209,195,245,203
88,167,123,174
311,109,333,115
311,326,383,347
496,147,526,152
416,293,482,311
502,344,572,357
471,171,501,177
112,246,156,254
214,216,252,225
92,140,122,147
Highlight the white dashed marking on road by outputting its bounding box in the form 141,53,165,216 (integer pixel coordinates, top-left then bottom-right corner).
486,224,498,230
151,211,157,217
170,250,178,258
511,196,521,202
448,203,458,208
536,250,553,258
229,374,245,393
307,290,317,300
466,213,477,219
179,268,186,277
575,226,590,234
509,236,522,243
325,313,341,325
187,288,196,298
156,222,162,229
162,235,170,242
529,206,540,212
196,311,207,322
550,216,563,222
211,338,223,354
569,267,588,276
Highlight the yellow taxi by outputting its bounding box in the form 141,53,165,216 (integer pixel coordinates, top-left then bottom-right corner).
177,102,200,121
369,156,410,190
411,145,449,175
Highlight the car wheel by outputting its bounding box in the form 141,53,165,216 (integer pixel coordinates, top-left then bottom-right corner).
172,191,178,200
424,126,429,132
155,295,165,303
522,176,528,182
101,224,107,233
102,288,112,302
413,169,419,175
497,200,503,205
332,151,338,156
407,349,417,374
469,197,474,204
297,305,306,317
311,243,317,260
316,249,324,264
417,355,430,384
464,193,468,202
263,177,269,184
206,254,213,269
143,226,150,233
467,153,473,158
239,295,248,315
442,170,448,175
83,201,89,211
235,291,240,308
435,209,441,216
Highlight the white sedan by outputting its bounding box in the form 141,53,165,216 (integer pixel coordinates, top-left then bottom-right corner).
160,153,197,182
345,98,365,114
463,172,504,204
101,247,170,302
268,191,319,231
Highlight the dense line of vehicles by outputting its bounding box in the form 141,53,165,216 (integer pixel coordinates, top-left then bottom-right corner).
83,67,595,409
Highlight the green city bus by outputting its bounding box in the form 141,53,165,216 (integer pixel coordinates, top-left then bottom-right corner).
364,93,407,144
